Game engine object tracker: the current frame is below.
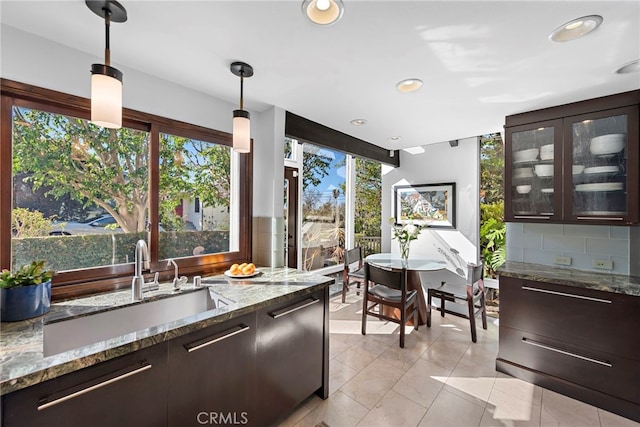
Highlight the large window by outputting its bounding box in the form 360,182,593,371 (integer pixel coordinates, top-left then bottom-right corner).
12,106,151,272
158,134,232,259
1,79,251,299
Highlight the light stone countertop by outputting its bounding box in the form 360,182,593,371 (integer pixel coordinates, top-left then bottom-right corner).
0,267,333,395
498,261,640,296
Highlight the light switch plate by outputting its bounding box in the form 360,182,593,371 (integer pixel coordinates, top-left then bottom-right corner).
593,259,613,270
553,255,572,266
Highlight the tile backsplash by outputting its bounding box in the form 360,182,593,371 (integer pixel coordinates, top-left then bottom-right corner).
506,223,634,275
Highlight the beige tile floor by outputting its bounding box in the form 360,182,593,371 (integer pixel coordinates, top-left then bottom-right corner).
279,292,640,427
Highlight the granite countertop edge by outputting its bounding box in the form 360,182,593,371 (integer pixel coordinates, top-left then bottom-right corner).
0,267,334,395
498,261,640,296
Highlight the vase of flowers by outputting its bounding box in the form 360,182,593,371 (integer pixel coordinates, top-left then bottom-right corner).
390,219,422,264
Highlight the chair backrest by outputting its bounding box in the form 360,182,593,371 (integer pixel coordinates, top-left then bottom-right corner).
344,247,362,270
364,262,406,292
467,262,484,287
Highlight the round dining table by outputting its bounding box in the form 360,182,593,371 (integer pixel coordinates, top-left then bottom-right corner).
365,253,447,325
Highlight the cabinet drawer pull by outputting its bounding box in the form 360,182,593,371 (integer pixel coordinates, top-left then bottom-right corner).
521,286,611,304
37,363,152,411
577,216,624,221
270,298,319,319
514,216,550,220
184,324,250,352
522,338,612,367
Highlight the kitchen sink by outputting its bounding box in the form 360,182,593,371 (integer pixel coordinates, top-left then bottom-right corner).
43,288,217,357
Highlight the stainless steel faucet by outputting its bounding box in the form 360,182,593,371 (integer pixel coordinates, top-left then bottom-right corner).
132,239,159,301
167,258,187,291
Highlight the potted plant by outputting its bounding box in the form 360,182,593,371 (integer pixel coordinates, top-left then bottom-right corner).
0,261,53,322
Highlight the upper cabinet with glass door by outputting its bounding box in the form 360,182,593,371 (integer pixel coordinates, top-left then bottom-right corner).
505,120,562,221
505,90,639,225
565,107,639,223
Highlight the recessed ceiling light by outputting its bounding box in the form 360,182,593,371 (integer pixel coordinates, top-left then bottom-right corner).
549,15,602,42
302,0,344,26
396,78,423,93
350,119,367,126
616,59,640,74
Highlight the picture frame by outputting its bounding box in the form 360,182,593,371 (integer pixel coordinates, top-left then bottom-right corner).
394,182,456,228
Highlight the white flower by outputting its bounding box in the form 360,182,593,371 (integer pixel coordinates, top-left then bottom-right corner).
390,218,422,244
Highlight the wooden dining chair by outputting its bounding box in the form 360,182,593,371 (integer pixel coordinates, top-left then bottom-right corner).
342,247,365,303
426,262,487,343
361,262,418,348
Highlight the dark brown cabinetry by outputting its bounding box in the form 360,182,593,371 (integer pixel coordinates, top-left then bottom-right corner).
505,90,639,224
497,276,640,422
256,290,328,426
1,343,168,427
168,312,257,427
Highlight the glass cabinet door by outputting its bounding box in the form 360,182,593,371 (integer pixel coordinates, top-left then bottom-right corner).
507,121,561,220
567,107,637,222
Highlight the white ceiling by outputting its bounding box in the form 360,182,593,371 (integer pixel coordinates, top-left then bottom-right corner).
1,0,639,151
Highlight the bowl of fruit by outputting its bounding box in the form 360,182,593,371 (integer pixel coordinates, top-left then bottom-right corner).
225,262,259,278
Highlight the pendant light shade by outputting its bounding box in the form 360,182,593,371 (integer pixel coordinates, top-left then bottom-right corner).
91,65,122,128
233,110,251,153
86,0,127,129
230,62,254,153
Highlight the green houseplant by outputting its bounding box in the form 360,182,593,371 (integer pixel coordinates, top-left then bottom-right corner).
0,261,53,322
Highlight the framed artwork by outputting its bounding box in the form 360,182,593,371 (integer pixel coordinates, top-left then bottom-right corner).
394,182,456,228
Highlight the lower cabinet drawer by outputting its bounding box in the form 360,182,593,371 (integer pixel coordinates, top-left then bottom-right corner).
2,343,168,427
499,326,640,404
500,277,640,359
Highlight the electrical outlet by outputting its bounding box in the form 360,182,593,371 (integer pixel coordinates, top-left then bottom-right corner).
553,255,572,266
593,259,613,270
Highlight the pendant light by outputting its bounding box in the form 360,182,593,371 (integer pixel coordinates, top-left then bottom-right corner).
86,0,127,129
230,62,254,153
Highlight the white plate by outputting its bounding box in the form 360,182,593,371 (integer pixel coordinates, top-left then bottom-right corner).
583,166,619,175
224,269,260,278
541,188,554,193
575,182,623,192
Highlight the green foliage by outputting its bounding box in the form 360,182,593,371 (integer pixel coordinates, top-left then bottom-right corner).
12,108,231,235
354,158,381,237
11,208,53,238
159,135,230,230
480,134,504,205
12,232,229,273
480,202,506,278
13,108,150,233
0,261,53,288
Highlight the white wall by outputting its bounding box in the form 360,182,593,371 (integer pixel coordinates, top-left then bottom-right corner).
381,137,480,269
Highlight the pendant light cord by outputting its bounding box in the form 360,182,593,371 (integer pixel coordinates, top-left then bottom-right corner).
239,71,245,110
104,7,112,66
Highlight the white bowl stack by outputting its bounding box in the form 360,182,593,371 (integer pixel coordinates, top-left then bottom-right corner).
534,164,554,177
590,134,625,156
513,148,539,162
540,144,554,160
516,185,532,194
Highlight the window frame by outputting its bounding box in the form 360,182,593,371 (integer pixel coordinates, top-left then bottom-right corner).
1,78,252,300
